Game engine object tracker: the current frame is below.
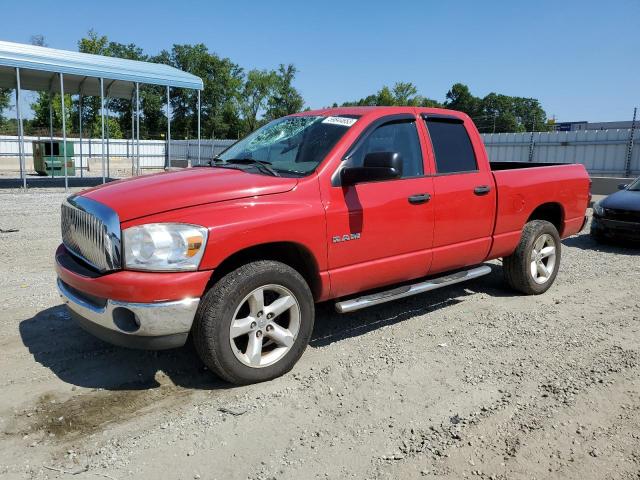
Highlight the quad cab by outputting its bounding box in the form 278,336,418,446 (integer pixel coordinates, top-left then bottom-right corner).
56,107,590,384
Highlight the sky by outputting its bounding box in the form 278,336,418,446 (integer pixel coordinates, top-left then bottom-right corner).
1,0,638,122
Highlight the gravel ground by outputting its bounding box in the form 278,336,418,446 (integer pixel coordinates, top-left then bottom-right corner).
0,189,639,480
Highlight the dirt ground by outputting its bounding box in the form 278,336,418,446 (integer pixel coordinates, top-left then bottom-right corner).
0,189,638,480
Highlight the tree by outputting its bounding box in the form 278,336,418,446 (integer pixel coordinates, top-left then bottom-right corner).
90,116,123,139
77,30,165,138
155,43,244,139
475,92,549,133
29,35,72,135
342,82,441,107
392,82,418,105
239,69,277,134
26,31,307,140
265,64,304,120
0,88,10,128
31,91,72,135
340,81,548,133
444,83,481,118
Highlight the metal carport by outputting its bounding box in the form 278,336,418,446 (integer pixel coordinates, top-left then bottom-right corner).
0,40,204,189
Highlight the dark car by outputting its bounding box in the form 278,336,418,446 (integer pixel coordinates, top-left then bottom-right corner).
591,177,640,243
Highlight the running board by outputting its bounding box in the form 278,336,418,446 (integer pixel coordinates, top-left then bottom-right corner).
334,265,492,313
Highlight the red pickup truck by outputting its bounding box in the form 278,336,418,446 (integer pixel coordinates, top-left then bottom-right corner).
56,107,590,384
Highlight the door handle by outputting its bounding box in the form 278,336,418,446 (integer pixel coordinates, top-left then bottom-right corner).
408,193,431,205
474,185,491,196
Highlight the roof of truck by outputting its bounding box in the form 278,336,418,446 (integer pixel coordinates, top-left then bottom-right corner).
294,106,468,121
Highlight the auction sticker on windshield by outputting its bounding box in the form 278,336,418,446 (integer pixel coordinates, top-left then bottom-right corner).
322,116,358,127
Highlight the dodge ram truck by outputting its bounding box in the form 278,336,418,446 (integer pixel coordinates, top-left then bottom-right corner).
56,107,590,384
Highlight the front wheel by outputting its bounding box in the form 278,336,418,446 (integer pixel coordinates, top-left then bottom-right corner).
503,220,561,295
193,260,314,385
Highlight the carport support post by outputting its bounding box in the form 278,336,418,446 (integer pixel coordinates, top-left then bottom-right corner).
78,93,83,178
197,89,201,166
48,92,54,179
59,73,68,191
105,95,110,178
100,78,106,184
166,85,171,169
130,92,135,176
15,68,26,189
135,82,140,176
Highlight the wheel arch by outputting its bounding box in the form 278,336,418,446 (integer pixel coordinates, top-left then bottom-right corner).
527,202,565,235
205,242,322,300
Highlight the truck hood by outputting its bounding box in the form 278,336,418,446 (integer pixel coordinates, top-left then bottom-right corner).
82,167,298,222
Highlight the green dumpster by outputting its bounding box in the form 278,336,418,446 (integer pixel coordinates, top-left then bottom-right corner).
32,140,75,176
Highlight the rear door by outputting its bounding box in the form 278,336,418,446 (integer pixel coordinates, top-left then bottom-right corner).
421,115,496,274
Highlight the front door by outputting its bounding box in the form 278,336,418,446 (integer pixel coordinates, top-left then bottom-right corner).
322,117,435,298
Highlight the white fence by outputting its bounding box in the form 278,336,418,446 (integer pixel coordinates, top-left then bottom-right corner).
1,129,638,177
481,129,638,177
0,135,236,169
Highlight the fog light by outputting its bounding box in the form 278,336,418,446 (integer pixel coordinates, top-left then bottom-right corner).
112,307,140,333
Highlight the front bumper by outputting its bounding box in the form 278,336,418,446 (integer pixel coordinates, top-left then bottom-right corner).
591,216,640,242
58,278,200,350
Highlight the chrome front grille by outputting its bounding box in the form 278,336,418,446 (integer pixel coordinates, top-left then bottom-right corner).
61,195,121,273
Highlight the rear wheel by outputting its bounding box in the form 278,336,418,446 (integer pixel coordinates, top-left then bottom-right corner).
193,260,314,385
503,220,561,295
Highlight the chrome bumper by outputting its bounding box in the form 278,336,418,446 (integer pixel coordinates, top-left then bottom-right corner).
57,278,200,350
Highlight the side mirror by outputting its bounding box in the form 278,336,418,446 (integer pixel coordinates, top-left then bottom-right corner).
341,152,403,186
618,183,628,190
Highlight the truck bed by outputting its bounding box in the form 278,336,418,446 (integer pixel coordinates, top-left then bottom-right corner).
487,162,590,260
490,161,567,171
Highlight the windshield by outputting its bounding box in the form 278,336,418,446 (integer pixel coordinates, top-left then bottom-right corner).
216,115,358,176
627,177,640,191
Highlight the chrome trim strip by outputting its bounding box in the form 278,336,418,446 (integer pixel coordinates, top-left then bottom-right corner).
334,265,492,313
57,278,199,337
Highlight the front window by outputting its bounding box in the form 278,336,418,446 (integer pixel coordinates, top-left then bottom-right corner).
216,115,358,177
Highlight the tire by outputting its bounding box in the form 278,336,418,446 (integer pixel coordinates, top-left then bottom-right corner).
503,220,561,295
193,260,314,385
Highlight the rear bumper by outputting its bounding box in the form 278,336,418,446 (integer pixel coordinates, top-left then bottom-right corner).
58,278,199,349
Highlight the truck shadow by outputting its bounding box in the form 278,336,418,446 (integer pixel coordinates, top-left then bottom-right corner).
19,266,513,391
18,306,225,391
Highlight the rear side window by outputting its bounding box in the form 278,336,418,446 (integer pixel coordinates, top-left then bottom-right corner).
425,119,478,174
347,121,423,178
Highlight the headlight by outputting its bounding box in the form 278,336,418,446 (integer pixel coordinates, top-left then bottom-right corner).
123,223,208,271
593,201,604,217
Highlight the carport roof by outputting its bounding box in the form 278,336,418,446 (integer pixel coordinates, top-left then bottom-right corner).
0,40,203,98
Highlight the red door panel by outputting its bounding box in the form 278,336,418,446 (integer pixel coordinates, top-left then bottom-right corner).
429,172,495,273
324,177,434,297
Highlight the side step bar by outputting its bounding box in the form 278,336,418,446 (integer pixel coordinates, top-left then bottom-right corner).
335,265,492,313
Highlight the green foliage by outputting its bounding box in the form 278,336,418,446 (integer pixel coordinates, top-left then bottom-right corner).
265,64,305,121
31,92,73,135
90,116,123,139
78,30,163,138
344,81,549,133
0,88,11,127
342,82,441,108
239,69,278,133
23,30,549,140
154,43,244,139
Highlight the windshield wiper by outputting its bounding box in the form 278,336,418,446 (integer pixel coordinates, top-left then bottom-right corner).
225,158,280,177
